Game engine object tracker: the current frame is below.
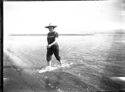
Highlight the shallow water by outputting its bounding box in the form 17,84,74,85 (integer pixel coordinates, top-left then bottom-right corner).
4,33,125,92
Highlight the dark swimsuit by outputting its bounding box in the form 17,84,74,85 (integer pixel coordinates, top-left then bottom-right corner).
46,31,61,61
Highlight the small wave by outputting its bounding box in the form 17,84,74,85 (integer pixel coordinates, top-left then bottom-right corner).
38,62,73,73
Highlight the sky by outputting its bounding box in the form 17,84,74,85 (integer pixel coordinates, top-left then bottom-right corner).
4,1,123,35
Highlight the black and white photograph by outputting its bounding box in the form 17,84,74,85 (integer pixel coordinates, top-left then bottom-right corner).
3,0,125,92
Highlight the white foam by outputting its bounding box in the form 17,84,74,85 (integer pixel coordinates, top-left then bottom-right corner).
4,77,9,81
111,77,125,82
38,62,73,73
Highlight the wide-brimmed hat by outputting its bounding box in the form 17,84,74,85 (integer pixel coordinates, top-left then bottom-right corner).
45,24,57,29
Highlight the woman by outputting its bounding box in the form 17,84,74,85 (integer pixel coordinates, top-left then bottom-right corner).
45,24,62,67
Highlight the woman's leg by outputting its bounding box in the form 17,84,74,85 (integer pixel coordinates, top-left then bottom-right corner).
53,45,62,65
46,47,53,66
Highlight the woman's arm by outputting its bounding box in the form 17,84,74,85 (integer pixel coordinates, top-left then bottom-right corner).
47,38,58,48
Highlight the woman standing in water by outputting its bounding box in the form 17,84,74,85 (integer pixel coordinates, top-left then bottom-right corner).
45,24,62,67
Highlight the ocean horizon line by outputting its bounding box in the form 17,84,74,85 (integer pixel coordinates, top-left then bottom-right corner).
9,34,94,36
8,32,117,36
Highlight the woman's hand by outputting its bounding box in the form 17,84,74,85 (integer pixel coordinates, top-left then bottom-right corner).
47,44,52,48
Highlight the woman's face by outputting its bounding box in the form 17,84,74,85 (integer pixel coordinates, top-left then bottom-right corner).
48,27,54,32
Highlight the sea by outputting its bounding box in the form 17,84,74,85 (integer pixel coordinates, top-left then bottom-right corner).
3,33,125,92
